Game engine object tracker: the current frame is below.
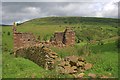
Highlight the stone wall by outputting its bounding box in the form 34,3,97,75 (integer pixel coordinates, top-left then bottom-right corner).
51,27,75,46
63,28,75,46
15,46,59,70
12,24,40,54
54,32,64,43
13,32,37,49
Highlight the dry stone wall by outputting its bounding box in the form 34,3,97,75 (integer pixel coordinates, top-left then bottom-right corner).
15,46,59,70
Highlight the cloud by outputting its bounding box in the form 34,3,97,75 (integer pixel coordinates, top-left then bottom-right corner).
95,2,118,18
1,1,119,25
23,7,41,15
118,2,120,18
2,0,120,2
1,0,96,2
0,2,2,24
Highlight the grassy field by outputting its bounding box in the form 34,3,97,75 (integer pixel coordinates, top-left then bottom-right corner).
2,17,119,78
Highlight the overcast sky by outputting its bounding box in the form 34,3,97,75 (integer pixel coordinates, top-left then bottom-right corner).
1,0,120,25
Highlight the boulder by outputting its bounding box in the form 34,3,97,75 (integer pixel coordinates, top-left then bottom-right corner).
88,73,96,78
60,66,77,74
101,75,109,78
84,63,93,70
77,61,85,67
77,73,85,78
65,55,78,62
78,57,85,62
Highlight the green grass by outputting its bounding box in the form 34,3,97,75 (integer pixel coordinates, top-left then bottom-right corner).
0,59,1,78
2,26,13,50
50,40,118,78
17,25,66,40
2,52,49,78
2,17,119,78
21,17,119,27
3,52,118,78
90,41,118,54
2,52,75,78
85,52,118,77
50,46,78,58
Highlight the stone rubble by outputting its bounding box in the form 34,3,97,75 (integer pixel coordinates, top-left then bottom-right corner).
58,55,93,74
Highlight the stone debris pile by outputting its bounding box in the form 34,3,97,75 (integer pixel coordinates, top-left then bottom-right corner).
15,46,59,70
58,55,93,74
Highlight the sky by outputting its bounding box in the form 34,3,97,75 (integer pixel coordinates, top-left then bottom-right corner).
1,0,120,25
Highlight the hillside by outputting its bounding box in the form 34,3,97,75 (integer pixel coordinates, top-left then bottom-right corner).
2,17,119,78
20,17,118,26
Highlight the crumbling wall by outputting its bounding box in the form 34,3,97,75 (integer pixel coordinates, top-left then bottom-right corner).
54,32,64,43
13,32,37,50
15,46,59,70
63,28,75,46
51,27,75,46
12,24,39,53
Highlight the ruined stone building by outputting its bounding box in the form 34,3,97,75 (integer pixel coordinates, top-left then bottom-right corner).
13,22,75,52
51,27,75,46
12,23,75,70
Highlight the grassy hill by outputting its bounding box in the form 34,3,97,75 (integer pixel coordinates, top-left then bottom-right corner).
2,17,119,78
20,17,118,26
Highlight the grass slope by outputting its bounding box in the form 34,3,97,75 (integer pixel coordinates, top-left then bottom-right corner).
2,17,119,78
